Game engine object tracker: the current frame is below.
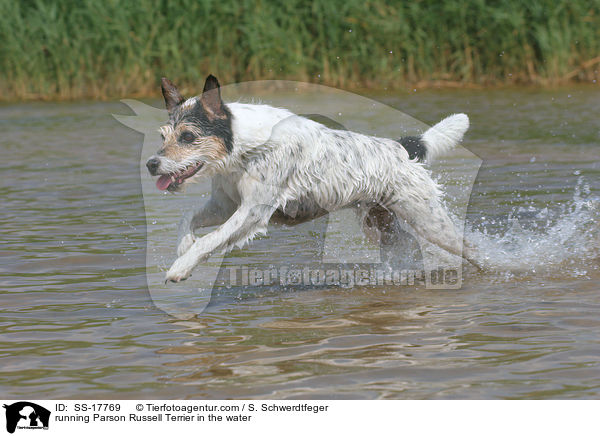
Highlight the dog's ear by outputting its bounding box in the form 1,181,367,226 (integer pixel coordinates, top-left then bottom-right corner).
200,74,226,120
161,77,185,114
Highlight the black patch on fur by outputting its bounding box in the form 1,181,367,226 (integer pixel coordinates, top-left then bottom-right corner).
174,101,234,152
398,135,427,162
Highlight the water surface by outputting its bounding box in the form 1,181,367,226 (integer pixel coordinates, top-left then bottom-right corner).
1,87,599,399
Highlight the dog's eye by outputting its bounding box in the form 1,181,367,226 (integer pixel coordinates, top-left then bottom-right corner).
179,131,196,143
160,133,165,141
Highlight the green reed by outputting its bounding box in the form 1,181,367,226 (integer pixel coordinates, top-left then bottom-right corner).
0,0,598,100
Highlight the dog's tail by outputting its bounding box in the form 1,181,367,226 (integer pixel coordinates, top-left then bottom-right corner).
398,113,469,162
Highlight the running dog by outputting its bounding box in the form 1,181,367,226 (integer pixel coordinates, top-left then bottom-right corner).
146,75,481,282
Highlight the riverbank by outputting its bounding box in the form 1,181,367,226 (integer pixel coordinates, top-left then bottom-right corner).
1,0,599,101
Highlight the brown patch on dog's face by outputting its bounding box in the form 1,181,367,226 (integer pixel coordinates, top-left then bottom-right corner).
159,122,228,163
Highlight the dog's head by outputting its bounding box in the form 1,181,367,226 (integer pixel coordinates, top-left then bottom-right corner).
146,74,233,192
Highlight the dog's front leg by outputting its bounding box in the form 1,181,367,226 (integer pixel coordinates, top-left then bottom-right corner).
176,196,236,256
166,202,276,282
176,211,197,257
176,177,239,256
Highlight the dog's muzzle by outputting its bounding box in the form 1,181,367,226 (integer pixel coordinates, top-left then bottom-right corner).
146,157,160,175
147,159,205,191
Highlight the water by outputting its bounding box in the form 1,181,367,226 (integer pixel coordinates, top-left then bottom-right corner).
1,87,599,399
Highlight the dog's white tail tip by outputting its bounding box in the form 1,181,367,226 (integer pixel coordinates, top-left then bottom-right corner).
422,113,470,161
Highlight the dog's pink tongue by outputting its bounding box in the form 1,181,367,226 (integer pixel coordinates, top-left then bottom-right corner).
156,175,171,191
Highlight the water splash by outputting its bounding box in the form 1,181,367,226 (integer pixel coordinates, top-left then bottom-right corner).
466,178,600,277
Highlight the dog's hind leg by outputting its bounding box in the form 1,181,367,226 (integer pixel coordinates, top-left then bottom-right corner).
386,194,482,270
362,204,424,268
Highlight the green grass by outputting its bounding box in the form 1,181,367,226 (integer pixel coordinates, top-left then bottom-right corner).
1,0,599,100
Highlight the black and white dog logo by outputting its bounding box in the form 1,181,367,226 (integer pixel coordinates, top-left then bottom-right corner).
3,402,50,434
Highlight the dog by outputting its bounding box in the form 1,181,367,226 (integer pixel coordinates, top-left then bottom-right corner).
146,75,481,282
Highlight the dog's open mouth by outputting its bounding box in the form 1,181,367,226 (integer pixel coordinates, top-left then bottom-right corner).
156,162,204,191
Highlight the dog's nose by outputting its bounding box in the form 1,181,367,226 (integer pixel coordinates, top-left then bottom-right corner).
146,157,160,175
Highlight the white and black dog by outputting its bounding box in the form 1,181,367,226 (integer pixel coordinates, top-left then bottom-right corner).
146,75,481,282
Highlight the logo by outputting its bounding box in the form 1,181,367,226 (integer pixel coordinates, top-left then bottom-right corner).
3,402,50,434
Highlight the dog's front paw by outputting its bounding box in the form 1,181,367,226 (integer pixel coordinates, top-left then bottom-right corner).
177,233,196,257
165,256,194,283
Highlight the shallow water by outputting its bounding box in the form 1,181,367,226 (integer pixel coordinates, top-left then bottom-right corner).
1,86,599,399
